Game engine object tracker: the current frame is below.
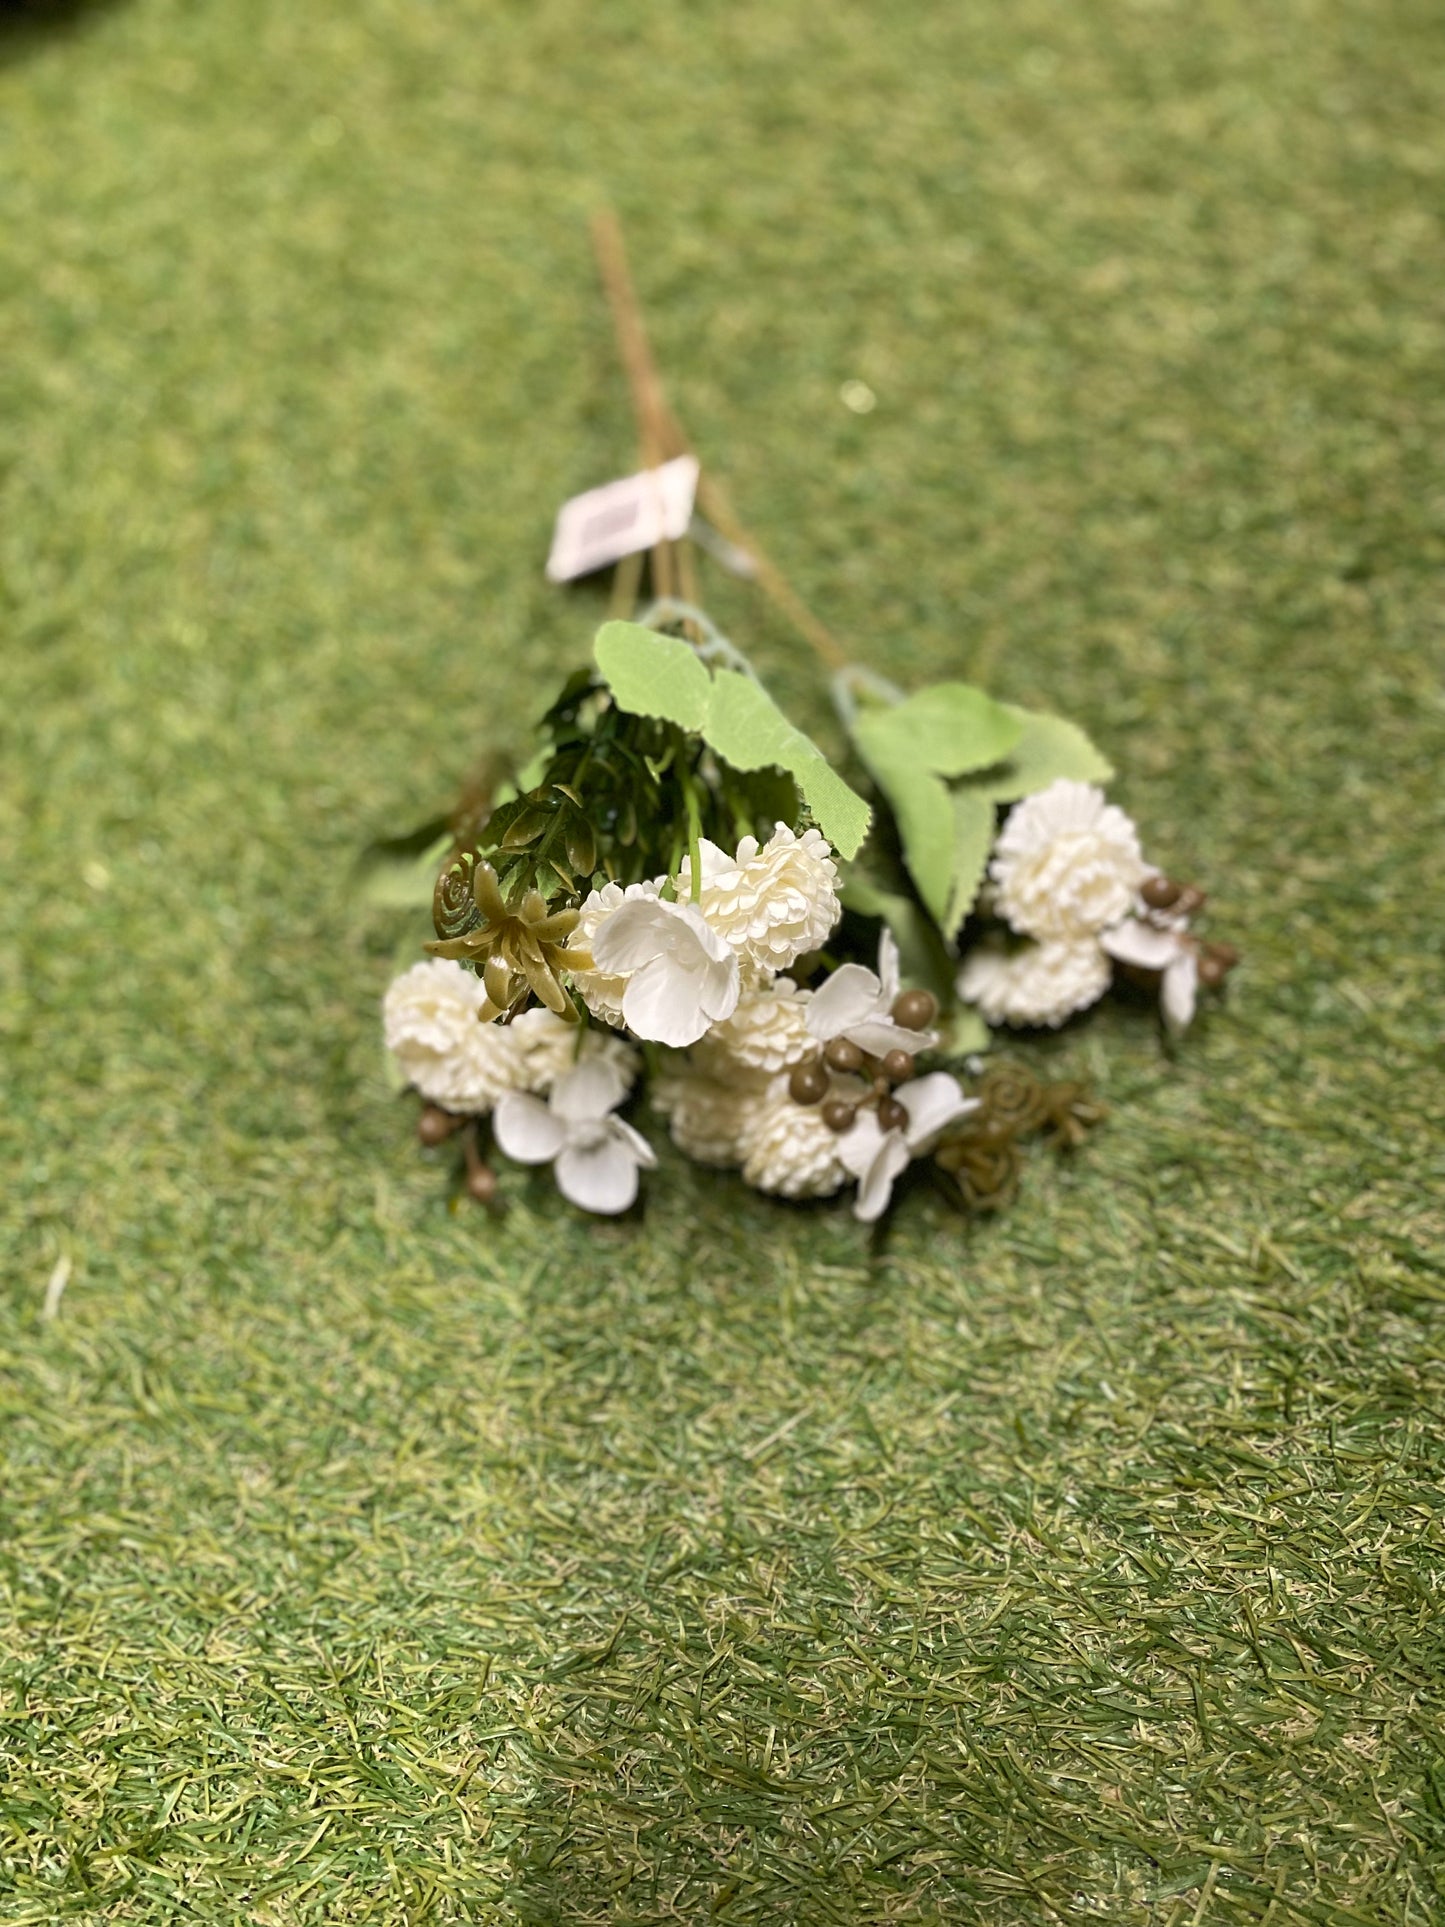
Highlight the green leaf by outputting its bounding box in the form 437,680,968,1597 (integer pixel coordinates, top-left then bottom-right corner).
594,626,872,859
945,789,997,938
880,766,955,928
850,681,1021,937
963,707,1114,803
706,671,871,857
594,621,711,731
852,682,1022,780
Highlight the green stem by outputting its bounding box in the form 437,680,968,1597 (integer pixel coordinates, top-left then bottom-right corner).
676,732,704,901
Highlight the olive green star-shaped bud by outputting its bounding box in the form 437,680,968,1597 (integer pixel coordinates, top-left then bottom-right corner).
428,859,587,1021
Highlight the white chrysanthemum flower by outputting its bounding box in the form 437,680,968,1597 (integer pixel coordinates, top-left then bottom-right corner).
695,977,814,1077
737,1073,858,1200
509,1007,641,1095
589,893,741,1048
383,959,532,1111
651,1064,766,1168
838,1072,977,1223
680,823,841,976
494,1057,655,1215
990,780,1145,941
565,880,661,1027
957,936,1111,1029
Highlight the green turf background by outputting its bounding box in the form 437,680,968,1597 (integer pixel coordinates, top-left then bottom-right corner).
3,0,1443,1920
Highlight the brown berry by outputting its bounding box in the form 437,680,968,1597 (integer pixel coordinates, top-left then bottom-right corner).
824,1037,864,1073
821,1097,857,1134
417,1104,460,1146
891,988,938,1032
1140,874,1183,911
1206,941,1239,972
877,1096,909,1134
881,1048,915,1084
788,1060,830,1106
465,1161,498,1204
1198,949,1235,988
1174,884,1208,918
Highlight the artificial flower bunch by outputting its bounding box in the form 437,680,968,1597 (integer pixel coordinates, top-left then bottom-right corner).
378,614,1235,1220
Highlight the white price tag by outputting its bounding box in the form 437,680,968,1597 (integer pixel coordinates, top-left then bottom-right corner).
545,455,700,583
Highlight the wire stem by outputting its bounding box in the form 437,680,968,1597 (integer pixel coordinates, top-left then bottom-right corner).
589,208,850,675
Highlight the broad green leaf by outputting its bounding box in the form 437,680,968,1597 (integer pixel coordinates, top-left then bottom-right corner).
964,707,1113,803
595,631,872,858
594,621,710,731
882,765,955,927
706,671,871,857
945,789,997,938
852,681,1022,781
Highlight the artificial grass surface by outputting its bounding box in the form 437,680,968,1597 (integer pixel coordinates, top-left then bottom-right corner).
2,0,1443,1919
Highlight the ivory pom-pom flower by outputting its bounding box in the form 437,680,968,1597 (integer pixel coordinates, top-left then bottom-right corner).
493,1056,655,1214
696,977,814,1076
383,960,531,1111
680,824,841,977
589,893,741,1048
806,929,938,1058
510,1007,642,1095
384,963,640,1111
839,1072,976,1223
737,1074,856,1200
565,880,660,1028
957,936,1111,1029
652,1065,766,1168
990,780,1145,941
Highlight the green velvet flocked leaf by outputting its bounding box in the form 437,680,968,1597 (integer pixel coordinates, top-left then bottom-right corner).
852,682,1023,780
594,622,711,732
946,789,997,938
849,679,1114,945
850,681,1022,936
594,623,872,858
963,707,1114,802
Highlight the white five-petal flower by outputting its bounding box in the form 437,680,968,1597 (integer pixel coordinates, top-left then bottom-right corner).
1101,918,1199,1034
588,894,742,1048
838,1071,977,1223
493,1056,656,1215
806,930,938,1059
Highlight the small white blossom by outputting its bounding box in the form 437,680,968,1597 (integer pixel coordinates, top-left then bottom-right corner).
589,893,741,1048
680,823,841,977
990,780,1145,941
806,929,938,1059
957,936,1111,1029
566,880,661,1027
651,1064,766,1168
838,1073,976,1223
737,1073,860,1200
695,977,814,1077
383,960,530,1111
493,1057,656,1215
1101,918,1199,1034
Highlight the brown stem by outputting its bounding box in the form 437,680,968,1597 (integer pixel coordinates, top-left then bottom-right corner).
588,208,848,673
